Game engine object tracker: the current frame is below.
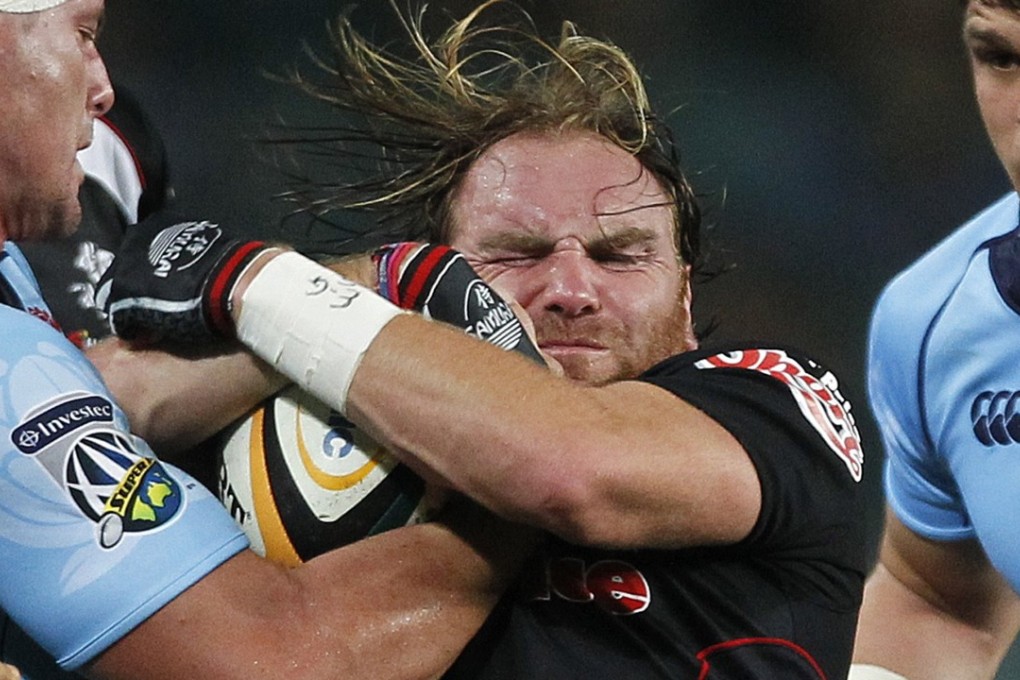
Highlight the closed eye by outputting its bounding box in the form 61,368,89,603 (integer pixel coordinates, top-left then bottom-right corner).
589,249,654,271
488,254,543,267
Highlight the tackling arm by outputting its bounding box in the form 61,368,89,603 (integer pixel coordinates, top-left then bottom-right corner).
343,313,759,549
853,509,1020,679
85,252,376,454
101,220,761,550
88,499,535,680
229,251,759,549
86,338,286,454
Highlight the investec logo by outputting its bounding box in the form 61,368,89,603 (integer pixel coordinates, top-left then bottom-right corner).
12,395,114,455
149,220,221,279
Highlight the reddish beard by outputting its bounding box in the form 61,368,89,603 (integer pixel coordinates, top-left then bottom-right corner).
534,295,694,385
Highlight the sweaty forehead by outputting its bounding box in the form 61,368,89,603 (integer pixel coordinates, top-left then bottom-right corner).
448,131,678,255
454,132,671,227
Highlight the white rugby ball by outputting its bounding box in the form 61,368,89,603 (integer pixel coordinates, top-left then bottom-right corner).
217,385,440,566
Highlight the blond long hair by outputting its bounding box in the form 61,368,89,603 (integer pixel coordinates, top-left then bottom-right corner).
278,0,702,269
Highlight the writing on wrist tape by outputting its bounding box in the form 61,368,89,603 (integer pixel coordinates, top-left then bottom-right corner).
236,251,403,412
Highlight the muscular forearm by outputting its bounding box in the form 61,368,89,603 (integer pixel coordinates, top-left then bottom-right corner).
89,250,369,455
88,338,286,453
90,500,535,680
230,252,758,549
316,312,754,549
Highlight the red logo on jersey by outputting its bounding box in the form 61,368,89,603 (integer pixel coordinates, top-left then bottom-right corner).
695,349,863,482
526,557,651,615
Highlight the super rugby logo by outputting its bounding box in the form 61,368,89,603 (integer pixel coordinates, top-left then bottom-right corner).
64,430,183,548
12,394,114,455
463,279,525,351
148,220,222,279
971,391,1020,446
695,349,864,482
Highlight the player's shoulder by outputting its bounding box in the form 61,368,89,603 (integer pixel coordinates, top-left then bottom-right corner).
0,308,106,404
646,344,838,384
875,193,1018,333
0,245,63,336
645,345,863,479
665,345,854,429
0,302,56,337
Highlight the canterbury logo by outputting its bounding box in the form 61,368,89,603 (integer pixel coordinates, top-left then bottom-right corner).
971,391,1020,446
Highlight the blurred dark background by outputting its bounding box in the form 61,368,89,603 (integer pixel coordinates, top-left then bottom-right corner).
98,1,1016,675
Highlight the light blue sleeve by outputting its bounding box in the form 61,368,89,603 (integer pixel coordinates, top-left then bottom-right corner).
0,308,248,670
870,193,1019,543
869,273,973,541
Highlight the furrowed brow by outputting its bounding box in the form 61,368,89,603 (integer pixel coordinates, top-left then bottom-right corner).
476,231,554,254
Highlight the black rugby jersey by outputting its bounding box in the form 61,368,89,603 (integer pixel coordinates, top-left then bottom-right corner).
445,345,868,680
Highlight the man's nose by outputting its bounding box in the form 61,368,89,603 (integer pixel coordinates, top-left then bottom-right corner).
88,54,115,118
532,250,601,317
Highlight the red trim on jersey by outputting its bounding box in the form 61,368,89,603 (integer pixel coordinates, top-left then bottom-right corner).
96,115,148,190
696,637,826,680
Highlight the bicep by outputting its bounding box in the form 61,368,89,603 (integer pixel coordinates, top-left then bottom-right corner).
854,510,1020,678
882,511,1020,633
550,380,761,549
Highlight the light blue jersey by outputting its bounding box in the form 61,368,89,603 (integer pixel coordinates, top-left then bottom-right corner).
869,192,1020,590
0,243,249,675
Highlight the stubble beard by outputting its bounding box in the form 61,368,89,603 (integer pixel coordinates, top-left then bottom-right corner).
543,294,695,386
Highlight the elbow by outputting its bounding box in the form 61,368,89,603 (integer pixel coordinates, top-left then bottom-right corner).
505,463,618,547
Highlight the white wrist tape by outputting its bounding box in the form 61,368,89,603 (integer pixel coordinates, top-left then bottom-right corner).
848,664,909,680
237,251,403,413
0,0,67,13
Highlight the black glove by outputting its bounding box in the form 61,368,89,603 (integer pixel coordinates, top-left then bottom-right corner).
98,213,267,343
374,243,544,364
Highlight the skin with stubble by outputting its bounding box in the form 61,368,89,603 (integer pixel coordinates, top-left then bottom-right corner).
0,0,113,244
450,131,697,386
